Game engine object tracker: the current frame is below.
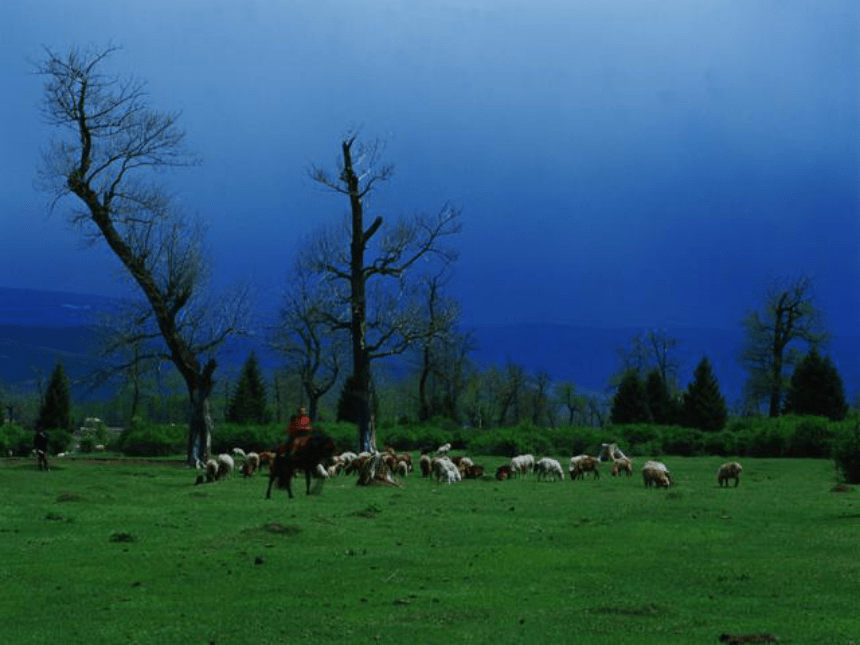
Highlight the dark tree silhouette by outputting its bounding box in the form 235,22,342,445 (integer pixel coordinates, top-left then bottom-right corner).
37,362,71,432
610,370,651,425
783,347,847,421
226,352,270,424
681,356,727,432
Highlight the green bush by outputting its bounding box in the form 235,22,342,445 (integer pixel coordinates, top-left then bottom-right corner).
0,423,31,456
788,417,835,458
702,430,738,456
616,423,660,447
660,426,704,457
831,424,860,484
116,419,187,457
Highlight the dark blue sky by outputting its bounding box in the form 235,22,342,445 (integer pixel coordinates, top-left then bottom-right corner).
2,0,858,334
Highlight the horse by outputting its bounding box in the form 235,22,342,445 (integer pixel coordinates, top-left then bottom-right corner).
265,431,336,499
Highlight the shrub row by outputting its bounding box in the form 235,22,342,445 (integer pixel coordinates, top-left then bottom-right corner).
11,414,856,482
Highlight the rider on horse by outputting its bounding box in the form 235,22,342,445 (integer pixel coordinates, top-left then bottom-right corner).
285,407,312,456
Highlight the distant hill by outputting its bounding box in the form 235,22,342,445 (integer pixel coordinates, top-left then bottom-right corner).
1,286,857,405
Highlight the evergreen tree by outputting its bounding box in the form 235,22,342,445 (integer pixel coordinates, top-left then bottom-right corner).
226,353,270,424
37,362,72,431
681,356,727,431
645,368,678,425
783,347,847,421
610,370,652,425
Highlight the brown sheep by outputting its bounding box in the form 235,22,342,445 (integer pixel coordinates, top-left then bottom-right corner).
610,457,633,477
571,456,600,480
464,464,485,479
419,454,432,478
495,464,512,481
717,461,743,487
642,460,672,488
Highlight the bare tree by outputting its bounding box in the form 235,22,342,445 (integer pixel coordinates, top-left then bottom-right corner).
411,272,469,421
741,276,827,417
272,261,343,422
36,45,246,465
308,134,461,451
615,329,680,388
555,381,585,426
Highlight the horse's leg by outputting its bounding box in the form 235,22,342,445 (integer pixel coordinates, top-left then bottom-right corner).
266,472,274,499
285,467,294,499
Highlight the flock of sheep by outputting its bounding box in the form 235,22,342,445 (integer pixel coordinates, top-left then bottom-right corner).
194,441,743,494
490,443,743,490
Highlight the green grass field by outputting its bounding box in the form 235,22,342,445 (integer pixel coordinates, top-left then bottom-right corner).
1,455,857,644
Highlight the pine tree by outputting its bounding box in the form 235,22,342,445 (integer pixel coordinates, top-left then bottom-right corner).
783,347,847,421
645,368,679,425
681,356,727,431
37,362,72,431
226,353,270,424
610,370,652,425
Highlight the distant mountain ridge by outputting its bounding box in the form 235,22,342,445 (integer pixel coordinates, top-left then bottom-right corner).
1,286,857,405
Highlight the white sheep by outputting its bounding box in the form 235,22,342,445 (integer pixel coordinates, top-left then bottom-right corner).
535,457,565,481
437,443,452,455
216,453,234,480
510,454,535,477
431,457,461,483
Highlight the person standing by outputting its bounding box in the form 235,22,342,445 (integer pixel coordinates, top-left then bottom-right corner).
34,429,50,471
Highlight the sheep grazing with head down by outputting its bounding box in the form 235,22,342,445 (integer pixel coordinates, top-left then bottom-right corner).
496,464,513,481
535,457,565,482
717,461,743,487
419,454,433,478
431,457,461,484
611,457,633,477
216,453,234,480
642,460,672,488
510,454,535,478
194,458,219,485
570,455,600,480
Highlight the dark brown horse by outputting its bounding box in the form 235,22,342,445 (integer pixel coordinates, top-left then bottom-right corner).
265,432,336,499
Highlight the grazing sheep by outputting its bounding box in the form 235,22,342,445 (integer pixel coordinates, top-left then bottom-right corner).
510,454,535,477
216,453,234,480
436,443,452,455
535,457,565,482
570,455,600,480
258,451,276,468
419,454,432,478
356,451,402,487
568,454,588,476
464,464,485,479
717,461,743,488
396,453,413,472
610,457,633,477
396,460,409,478
431,457,461,484
495,464,513,481
200,459,218,483
642,460,672,488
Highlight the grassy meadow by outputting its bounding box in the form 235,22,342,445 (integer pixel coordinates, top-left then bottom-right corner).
1,454,857,644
